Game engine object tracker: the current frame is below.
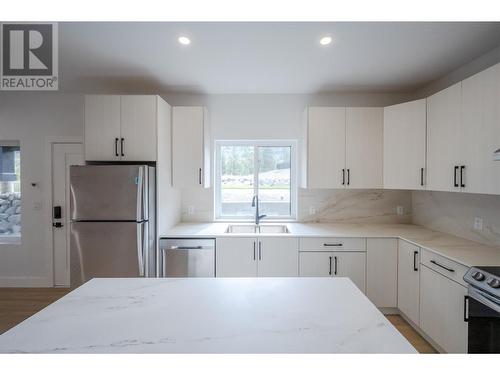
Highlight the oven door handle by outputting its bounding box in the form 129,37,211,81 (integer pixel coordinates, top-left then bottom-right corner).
468,286,500,314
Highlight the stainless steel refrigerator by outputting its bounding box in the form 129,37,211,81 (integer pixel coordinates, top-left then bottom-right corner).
69,165,155,287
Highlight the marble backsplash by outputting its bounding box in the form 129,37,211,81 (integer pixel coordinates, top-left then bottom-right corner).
412,191,500,247
181,188,412,224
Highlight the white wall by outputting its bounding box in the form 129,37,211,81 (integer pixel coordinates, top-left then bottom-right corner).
0,93,83,286
160,92,414,223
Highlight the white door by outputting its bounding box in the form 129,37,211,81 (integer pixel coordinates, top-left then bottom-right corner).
346,108,383,189
257,237,298,277
366,238,398,307
305,107,346,188
332,252,366,293
420,265,468,353
84,95,121,161
216,237,257,277
52,143,84,286
461,63,500,195
172,106,205,188
120,95,157,162
397,240,420,325
383,99,427,190
426,83,462,192
299,251,333,276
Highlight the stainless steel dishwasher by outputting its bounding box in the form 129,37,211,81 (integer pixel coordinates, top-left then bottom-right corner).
159,238,215,277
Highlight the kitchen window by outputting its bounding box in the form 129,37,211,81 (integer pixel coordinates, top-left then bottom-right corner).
0,141,21,244
215,140,296,220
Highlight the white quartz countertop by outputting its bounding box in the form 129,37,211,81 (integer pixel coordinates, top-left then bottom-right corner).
0,278,415,354
162,222,500,267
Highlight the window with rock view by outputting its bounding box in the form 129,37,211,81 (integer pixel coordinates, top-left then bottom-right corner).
215,141,295,219
0,141,21,244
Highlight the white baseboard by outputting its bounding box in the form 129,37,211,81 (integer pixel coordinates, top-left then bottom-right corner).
0,276,52,287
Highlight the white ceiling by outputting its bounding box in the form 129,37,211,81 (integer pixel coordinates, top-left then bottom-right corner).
59,22,500,94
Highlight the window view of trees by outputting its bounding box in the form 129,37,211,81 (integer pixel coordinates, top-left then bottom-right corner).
0,143,21,243
219,144,292,218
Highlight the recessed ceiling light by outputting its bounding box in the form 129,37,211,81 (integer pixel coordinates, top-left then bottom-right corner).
178,36,191,45
319,36,332,46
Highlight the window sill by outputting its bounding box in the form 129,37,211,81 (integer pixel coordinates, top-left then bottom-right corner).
0,236,21,245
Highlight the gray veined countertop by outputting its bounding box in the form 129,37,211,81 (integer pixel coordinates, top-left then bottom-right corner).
0,278,416,354
161,222,500,267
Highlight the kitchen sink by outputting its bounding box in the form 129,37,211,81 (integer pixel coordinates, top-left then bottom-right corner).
225,224,289,234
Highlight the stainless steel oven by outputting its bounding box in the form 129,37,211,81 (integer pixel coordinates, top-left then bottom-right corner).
464,266,500,353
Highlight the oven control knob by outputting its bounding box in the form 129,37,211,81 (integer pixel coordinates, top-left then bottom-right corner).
488,278,500,288
472,271,485,281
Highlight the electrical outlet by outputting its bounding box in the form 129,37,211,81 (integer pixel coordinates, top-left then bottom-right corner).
473,217,483,231
187,206,195,216
396,206,404,216
309,206,316,215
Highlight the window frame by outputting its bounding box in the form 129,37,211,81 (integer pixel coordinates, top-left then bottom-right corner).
214,139,297,221
0,140,21,245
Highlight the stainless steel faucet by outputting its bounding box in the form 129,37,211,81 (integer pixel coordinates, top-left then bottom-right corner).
251,195,267,225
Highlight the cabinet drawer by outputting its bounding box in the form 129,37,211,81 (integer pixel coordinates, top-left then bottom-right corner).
299,237,366,252
420,249,468,287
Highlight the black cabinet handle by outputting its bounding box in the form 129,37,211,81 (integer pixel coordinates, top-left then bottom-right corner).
460,166,466,188
464,295,469,322
347,169,350,186
334,256,338,275
258,241,262,261
430,259,455,273
342,169,345,185
115,138,119,157
253,242,256,261
198,168,202,185
413,251,418,271
120,138,125,157
328,256,332,275
454,166,459,187
420,168,424,186
323,243,343,247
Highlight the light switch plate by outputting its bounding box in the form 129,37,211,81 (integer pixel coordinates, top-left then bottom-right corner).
473,217,483,231
396,206,404,216
187,206,195,216
309,206,316,215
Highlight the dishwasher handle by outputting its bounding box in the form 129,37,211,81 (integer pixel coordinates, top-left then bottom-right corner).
167,245,206,250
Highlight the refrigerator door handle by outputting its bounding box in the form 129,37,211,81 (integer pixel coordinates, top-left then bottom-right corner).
136,167,144,222
137,223,145,277
142,167,149,221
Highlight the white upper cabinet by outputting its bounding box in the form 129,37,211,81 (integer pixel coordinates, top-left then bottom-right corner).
461,63,500,195
302,107,346,188
172,106,211,188
345,107,384,189
84,95,121,161
426,82,462,192
301,106,383,189
84,95,163,162
383,99,427,190
120,96,157,162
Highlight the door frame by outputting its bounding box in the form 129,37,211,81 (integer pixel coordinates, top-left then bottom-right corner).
44,136,83,287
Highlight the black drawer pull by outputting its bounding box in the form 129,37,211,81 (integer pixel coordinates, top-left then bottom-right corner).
460,165,466,188
323,243,343,247
430,260,455,273
454,166,459,187
413,251,418,271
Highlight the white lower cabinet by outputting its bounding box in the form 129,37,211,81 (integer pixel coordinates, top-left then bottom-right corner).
257,237,299,277
216,237,298,277
420,265,468,353
397,240,420,325
366,238,398,308
299,251,366,293
216,237,257,277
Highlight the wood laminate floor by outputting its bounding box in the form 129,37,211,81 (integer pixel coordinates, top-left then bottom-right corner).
0,288,437,353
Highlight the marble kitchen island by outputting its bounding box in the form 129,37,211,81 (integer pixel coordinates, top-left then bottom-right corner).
0,278,416,353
